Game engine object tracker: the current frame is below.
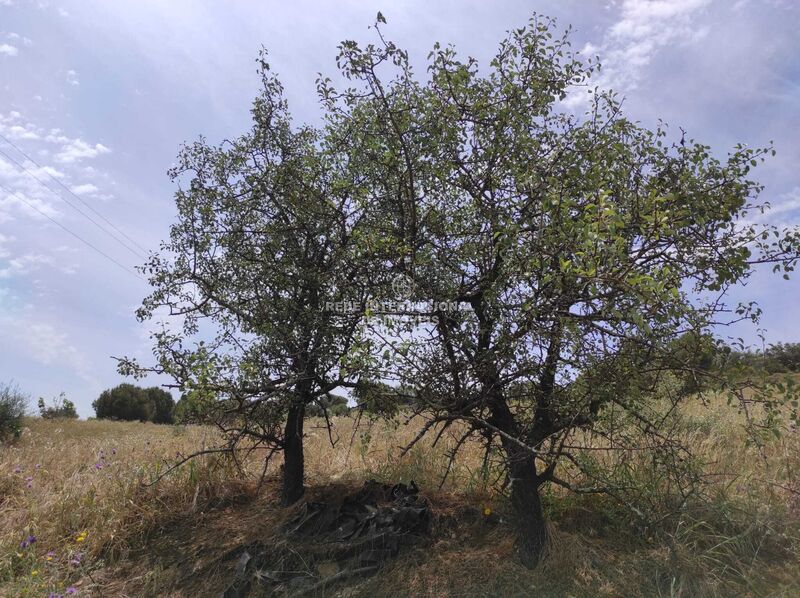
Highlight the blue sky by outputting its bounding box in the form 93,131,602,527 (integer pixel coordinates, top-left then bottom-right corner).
1,0,798,417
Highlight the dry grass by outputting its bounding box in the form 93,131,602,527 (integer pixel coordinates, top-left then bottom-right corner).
0,419,249,596
1,396,799,597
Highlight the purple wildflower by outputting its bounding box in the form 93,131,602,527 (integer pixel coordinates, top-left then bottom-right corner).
111,448,116,455
35,463,41,469
48,593,64,598
19,534,36,548
66,588,78,595
94,462,103,470
69,552,83,566
13,466,22,474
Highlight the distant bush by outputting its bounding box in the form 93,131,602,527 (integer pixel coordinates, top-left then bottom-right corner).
307,393,349,417
352,380,416,416
0,381,28,441
93,384,175,424
38,392,79,419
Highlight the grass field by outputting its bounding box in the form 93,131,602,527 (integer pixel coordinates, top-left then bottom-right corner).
1,395,799,597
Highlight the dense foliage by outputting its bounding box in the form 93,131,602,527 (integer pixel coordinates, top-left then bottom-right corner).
316,14,800,564
92,384,175,424
118,54,380,505
0,381,27,442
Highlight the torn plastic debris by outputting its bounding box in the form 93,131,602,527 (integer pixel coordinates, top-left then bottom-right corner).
221,480,429,597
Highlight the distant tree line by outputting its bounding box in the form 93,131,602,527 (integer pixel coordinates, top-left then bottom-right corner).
93,384,175,424
718,342,800,375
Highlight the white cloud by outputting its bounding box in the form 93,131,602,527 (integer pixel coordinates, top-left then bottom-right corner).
28,322,85,367
6,124,40,140
0,188,59,220
69,183,99,195
0,112,111,225
734,187,800,233
0,113,41,140
55,139,111,163
0,316,97,386
567,0,712,107
766,187,800,220
0,43,18,57
66,69,79,86
0,232,14,258
0,252,54,278
6,32,33,47
44,129,69,144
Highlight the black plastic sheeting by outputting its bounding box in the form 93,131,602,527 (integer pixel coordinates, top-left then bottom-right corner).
221,480,430,597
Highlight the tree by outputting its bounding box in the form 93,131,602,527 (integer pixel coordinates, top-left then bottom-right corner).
119,54,379,505
0,381,28,441
38,393,78,419
92,384,174,423
145,387,176,424
93,383,151,421
320,14,800,566
118,12,800,567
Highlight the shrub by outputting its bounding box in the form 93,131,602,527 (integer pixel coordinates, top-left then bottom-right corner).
38,392,79,419
307,393,350,417
0,381,28,441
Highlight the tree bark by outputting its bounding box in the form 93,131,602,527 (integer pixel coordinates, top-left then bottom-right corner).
489,394,549,568
281,402,305,506
503,439,548,568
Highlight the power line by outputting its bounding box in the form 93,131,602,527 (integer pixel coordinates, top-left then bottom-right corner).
0,182,145,281
0,143,147,260
0,137,149,259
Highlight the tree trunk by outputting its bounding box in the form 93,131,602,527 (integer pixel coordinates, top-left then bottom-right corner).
489,392,549,568
281,402,305,506
504,441,548,568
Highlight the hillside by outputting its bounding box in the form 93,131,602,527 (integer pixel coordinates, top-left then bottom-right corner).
2,398,800,597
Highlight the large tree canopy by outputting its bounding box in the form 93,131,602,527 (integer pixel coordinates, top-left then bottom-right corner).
120,57,380,505
317,14,800,565
123,14,800,567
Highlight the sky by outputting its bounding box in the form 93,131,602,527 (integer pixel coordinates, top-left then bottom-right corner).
1,0,798,417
